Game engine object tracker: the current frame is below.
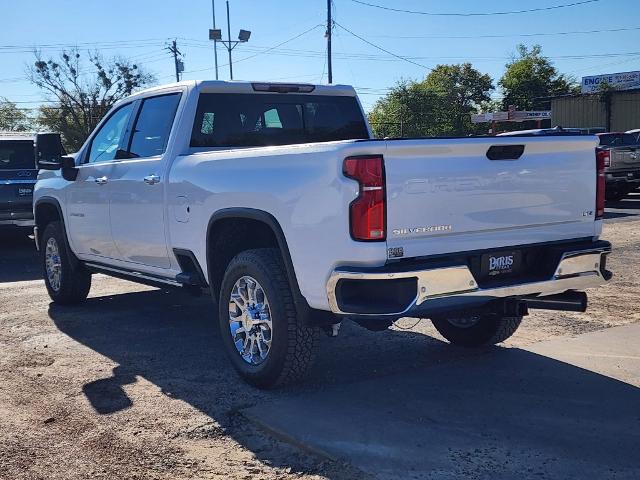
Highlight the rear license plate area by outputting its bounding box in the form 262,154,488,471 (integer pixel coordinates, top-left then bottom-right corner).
480,250,522,279
16,186,33,197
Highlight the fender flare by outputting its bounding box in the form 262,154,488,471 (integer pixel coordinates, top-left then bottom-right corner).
34,196,81,267
206,207,315,320
33,196,66,249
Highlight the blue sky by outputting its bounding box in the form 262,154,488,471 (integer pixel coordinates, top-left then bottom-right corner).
1,0,639,113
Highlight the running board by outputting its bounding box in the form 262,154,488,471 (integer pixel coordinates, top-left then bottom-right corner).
84,262,183,288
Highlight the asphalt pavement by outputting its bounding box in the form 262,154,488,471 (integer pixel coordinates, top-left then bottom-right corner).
244,324,640,480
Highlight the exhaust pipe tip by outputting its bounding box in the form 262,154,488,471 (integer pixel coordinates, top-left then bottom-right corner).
524,291,588,313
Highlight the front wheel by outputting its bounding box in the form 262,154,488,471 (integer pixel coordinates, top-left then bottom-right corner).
41,221,91,305
218,248,319,388
431,313,522,347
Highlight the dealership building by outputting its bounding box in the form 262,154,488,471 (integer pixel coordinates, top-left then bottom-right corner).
548,71,640,132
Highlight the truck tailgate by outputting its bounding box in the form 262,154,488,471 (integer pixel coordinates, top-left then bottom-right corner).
610,147,640,171
383,137,599,259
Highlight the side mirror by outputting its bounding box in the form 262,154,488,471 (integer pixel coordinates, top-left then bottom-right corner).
36,133,65,170
61,156,79,181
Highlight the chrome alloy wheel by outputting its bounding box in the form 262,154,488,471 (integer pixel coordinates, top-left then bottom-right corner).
228,276,273,365
45,237,62,292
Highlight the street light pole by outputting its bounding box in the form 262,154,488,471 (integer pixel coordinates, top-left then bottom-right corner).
212,0,219,80
208,3,250,81
226,0,233,80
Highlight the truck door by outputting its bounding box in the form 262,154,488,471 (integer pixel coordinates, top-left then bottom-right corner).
108,93,182,269
66,102,135,258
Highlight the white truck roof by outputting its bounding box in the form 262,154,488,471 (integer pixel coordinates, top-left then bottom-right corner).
130,80,358,99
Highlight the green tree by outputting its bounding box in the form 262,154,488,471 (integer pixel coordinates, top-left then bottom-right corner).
423,63,494,135
368,80,439,138
29,49,154,151
368,63,494,138
499,44,577,111
0,98,31,131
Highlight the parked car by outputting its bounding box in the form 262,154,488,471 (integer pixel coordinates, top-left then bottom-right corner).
596,132,640,201
0,132,62,229
33,81,612,387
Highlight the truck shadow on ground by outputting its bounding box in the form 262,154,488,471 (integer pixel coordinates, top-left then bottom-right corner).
0,229,39,283
48,288,640,479
604,192,640,221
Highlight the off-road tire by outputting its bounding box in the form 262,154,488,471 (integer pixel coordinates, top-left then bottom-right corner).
41,221,91,305
218,248,319,388
431,314,523,347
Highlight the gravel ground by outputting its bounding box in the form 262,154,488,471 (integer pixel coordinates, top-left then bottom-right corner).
0,212,638,480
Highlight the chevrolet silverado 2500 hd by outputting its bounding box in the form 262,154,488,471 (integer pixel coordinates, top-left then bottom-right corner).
33,81,612,388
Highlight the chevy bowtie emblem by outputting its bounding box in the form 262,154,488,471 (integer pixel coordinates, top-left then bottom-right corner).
17,170,31,177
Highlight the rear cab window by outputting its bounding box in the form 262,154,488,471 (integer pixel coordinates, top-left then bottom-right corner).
598,133,638,147
0,141,35,170
190,93,369,148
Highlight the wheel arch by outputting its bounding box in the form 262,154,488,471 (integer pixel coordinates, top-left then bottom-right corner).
34,197,65,250
206,208,298,295
205,208,330,325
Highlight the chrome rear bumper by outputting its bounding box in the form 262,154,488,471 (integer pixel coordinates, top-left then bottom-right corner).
326,243,611,317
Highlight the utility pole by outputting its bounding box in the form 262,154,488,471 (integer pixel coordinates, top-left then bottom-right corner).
226,1,233,80
167,39,182,82
327,0,333,84
212,0,219,80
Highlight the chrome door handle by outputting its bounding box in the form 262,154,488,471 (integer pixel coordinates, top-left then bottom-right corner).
94,176,108,185
143,174,160,185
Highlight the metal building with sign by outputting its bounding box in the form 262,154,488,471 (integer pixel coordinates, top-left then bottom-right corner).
544,71,640,132
581,71,640,94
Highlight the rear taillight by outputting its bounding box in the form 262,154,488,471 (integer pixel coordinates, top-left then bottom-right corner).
343,155,386,241
597,148,611,167
596,149,606,219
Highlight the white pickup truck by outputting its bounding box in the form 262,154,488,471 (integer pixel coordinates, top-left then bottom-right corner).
34,80,612,388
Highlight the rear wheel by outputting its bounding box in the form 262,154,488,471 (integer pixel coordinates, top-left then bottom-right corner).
218,248,319,388
41,221,91,305
431,313,522,347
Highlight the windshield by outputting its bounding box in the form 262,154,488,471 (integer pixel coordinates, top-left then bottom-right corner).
190,93,369,148
0,140,35,170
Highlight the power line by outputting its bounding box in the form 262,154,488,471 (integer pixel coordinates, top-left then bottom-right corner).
226,24,323,68
334,22,430,70
169,23,323,79
350,0,602,16
373,26,640,40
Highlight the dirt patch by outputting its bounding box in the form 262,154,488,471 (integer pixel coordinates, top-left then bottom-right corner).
0,220,637,479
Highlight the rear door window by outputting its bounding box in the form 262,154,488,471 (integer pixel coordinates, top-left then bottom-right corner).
128,93,182,158
190,93,369,148
0,141,35,170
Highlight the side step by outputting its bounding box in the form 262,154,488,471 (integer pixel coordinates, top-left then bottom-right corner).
85,251,208,293
84,262,183,288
